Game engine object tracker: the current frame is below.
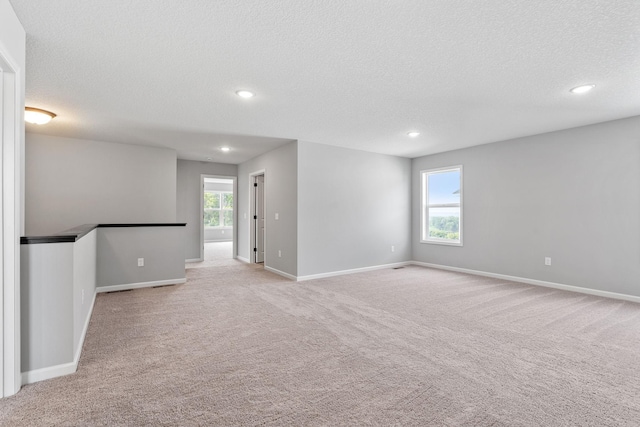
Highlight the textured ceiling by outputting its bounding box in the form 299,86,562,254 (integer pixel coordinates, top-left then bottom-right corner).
9,0,640,163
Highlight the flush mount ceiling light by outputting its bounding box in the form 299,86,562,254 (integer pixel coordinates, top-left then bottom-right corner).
570,84,595,94
407,131,420,137
25,107,56,125
221,147,230,152
235,90,255,98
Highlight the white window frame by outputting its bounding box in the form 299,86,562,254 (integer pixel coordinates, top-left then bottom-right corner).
420,165,463,246
204,191,234,229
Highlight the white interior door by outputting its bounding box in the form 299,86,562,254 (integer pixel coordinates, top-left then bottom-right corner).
255,175,265,263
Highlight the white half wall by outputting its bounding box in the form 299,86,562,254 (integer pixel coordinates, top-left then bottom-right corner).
412,115,640,297
20,229,97,377
25,134,177,235
20,242,74,372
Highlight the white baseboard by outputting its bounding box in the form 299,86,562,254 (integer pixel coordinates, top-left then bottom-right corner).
185,258,202,263
22,361,78,385
96,278,187,293
75,290,96,363
22,289,98,385
264,266,297,280
411,261,640,304
237,256,250,263
297,262,412,282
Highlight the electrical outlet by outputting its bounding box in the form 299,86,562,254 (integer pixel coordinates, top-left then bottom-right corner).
221,230,224,234
275,213,279,220
391,245,395,253
243,213,247,219
138,258,144,267
545,257,551,266
278,250,282,258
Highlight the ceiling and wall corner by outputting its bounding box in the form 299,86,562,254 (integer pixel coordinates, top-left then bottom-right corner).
8,0,640,162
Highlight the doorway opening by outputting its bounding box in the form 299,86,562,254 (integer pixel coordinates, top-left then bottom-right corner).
249,171,265,264
201,175,236,263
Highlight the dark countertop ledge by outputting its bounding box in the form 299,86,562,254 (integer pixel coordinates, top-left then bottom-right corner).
21,223,187,245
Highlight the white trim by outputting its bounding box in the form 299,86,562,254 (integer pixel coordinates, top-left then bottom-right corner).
21,361,77,385
185,258,202,263
264,266,297,281
0,46,23,397
297,262,412,282
420,165,463,246
200,174,237,265
22,289,97,385
96,278,187,293
411,261,640,304
237,256,250,263
248,169,266,264
74,290,96,364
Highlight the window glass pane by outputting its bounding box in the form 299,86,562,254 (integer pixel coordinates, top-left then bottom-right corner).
223,210,233,227
223,193,233,209
428,207,460,241
204,192,220,209
428,170,460,205
204,210,220,227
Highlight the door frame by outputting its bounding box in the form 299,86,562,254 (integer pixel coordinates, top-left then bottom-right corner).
0,48,22,397
248,169,266,264
199,174,237,262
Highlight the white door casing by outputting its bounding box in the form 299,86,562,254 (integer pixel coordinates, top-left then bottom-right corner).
0,49,22,398
199,174,237,262
255,175,265,263
248,170,266,265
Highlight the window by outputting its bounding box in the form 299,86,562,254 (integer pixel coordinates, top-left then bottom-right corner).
421,166,462,245
204,191,233,228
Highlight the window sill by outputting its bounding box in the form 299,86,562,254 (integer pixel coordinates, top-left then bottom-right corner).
420,239,463,247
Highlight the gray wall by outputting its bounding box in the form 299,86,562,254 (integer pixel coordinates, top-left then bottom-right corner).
96,226,185,289
205,228,232,242
176,159,237,260
25,134,177,235
297,141,412,277
412,115,640,297
238,142,298,276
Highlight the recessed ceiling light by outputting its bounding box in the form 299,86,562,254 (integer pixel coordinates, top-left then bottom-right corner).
570,84,595,94
235,90,255,98
221,147,230,152
407,131,420,138
25,107,56,125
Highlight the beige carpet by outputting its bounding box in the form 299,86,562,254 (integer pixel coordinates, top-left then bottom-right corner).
1,264,640,426
187,241,237,269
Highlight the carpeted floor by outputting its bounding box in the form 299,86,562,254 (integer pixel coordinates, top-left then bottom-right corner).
1,263,640,426
187,241,237,269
